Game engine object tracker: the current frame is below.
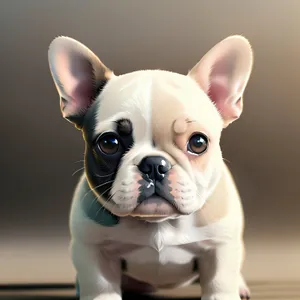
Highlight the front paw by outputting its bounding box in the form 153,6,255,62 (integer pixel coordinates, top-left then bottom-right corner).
202,293,241,300
81,293,122,300
239,275,250,299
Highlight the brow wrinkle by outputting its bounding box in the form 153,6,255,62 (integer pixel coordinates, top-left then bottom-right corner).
186,118,196,124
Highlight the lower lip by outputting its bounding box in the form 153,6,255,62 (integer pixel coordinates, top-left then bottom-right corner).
131,196,179,217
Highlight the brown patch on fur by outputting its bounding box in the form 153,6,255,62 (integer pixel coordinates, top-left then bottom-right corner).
194,169,229,227
173,121,209,151
173,115,189,134
151,93,213,171
173,120,216,177
151,94,185,146
150,75,222,173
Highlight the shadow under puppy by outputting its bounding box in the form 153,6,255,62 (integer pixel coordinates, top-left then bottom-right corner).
48,35,253,300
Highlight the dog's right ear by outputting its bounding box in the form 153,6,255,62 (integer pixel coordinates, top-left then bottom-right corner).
188,35,253,128
48,36,114,129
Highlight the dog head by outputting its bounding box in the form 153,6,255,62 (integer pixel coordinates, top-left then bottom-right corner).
48,35,253,222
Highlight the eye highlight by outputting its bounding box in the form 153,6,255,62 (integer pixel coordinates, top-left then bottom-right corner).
97,133,120,155
187,133,208,155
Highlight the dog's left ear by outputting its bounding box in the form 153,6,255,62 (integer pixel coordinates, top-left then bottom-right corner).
188,35,253,128
48,36,114,129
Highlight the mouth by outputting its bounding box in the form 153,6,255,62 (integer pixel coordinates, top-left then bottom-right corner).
130,195,179,218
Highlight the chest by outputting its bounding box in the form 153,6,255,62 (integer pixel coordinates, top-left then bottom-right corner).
101,240,199,287
99,221,216,266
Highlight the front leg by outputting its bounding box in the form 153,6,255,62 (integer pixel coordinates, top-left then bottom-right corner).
71,241,122,300
198,241,243,300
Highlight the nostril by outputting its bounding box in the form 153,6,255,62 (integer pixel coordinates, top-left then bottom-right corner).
144,167,152,175
158,165,167,174
158,158,171,175
138,156,171,181
138,159,151,175
140,166,151,175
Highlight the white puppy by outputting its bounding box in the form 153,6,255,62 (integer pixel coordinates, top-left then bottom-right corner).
48,35,253,300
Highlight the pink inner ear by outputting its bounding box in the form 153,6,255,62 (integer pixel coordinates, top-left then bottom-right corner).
189,37,252,126
207,76,230,114
71,78,94,114
207,75,244,122
57,52,95,117
60,77,94,117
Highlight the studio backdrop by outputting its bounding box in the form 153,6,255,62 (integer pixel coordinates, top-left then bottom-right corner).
0,0,299,284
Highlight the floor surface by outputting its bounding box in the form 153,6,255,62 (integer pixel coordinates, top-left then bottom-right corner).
1,282,300,300
1,232,300,284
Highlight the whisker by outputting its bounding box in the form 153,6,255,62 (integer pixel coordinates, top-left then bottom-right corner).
88,195,99,211
99,186,114,199
84,193,109,220
94,198,108,217
74,160,84,164
94,172,115,178
72,167,85,176
105,189,118,204
94,187,116,218
223,157,231,164
81,180,115,202
95,205,106,218
107,198,122,217
94,180,115,190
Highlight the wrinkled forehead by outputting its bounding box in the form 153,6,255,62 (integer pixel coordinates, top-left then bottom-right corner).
92,70,222,141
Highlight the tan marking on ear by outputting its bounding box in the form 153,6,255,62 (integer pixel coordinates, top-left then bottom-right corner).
194,168,229,227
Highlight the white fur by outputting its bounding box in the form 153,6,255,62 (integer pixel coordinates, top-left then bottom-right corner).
69,68,248,297
48,35,253,300
70,164,246,300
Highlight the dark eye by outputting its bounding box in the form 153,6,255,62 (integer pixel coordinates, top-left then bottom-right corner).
187,133,208,155
97,133,120,155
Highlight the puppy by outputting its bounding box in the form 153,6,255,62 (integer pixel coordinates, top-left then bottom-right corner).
48,35,253,300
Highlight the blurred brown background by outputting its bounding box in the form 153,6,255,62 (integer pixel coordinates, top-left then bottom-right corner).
0,0,299,288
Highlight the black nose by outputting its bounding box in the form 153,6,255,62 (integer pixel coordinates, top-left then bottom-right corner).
138,156,172,181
